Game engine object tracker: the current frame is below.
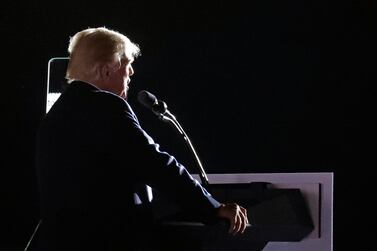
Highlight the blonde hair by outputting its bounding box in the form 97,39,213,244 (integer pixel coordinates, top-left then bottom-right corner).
66,27,140,83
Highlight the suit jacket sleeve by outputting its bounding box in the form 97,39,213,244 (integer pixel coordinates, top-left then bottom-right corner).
100,93,221,223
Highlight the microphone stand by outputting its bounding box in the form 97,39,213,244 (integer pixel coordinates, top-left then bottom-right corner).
154,102,210,189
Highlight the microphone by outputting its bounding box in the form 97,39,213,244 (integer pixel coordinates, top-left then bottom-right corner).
137,90,174,120
137,90,210,187
137,90,158,110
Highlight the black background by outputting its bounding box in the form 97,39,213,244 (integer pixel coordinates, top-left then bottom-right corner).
1,0,376,250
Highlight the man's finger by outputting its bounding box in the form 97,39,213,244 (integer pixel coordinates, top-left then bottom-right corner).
232,214,242,235
240,213,247,233
240,206,249,225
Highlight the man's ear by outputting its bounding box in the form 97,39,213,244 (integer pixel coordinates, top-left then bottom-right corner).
93,64,107,82
99,64,110,79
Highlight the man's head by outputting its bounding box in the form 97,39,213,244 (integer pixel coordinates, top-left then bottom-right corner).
66,27,140,98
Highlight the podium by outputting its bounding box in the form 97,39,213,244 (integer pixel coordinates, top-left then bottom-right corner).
154,172,333,251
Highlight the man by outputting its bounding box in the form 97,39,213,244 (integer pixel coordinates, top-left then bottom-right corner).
35,27,248,250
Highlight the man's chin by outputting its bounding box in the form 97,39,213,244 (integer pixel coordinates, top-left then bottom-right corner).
120,90,128,99
121,86,129,99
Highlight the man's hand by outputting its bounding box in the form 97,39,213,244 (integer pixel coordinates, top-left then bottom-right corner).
217,203,249,235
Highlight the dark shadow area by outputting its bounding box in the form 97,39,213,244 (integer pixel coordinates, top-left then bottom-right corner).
1,0,376,250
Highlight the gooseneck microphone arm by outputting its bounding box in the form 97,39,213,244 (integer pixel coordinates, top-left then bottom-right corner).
160,108,210,188
137,90,210,188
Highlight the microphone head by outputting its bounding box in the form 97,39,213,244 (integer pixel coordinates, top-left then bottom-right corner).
153,100,167,114
138,90,169,116
137,90,158,110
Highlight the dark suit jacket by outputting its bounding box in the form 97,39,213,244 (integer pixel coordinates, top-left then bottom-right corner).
35,81,221,250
